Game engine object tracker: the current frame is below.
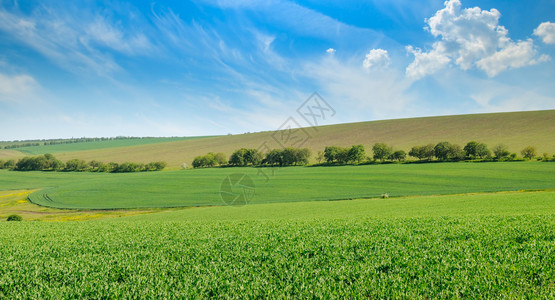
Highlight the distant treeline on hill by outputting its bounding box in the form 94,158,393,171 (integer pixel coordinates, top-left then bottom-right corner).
191,141,554,169
0,154,166,173
0,136,170,149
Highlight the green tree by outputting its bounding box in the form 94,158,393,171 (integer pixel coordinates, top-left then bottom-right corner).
347,145,365,164
521,146,537,160
214,153,227,166
390,150,407,161
492,144,510,159
324,146,340,163
372,143,392,161
192,156,207,168
245,149,263,166
448,144,465,161
229,148,261,166
89,160,106,172
336,147,350,164
293,148,311,165
3,159,15,169
434,142,452,161
64,159,89,172
475,143,491,159
229,148,248,166
265,149,283,166
464,141,479,158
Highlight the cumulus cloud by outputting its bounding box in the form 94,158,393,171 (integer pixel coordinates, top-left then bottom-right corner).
326,48,336,54
406,0,549,79
534,21,555,44
362,49,390,70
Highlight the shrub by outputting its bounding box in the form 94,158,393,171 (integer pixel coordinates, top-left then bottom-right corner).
7,214,22,221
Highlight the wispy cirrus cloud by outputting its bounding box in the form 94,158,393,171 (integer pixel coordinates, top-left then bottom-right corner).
0,5,157,78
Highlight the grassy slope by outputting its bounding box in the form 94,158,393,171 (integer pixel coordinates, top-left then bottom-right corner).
8,162,552,209
0,149,25,160
1,136,214,156
0,191,553,298
47,110,555,168
125,190,555,222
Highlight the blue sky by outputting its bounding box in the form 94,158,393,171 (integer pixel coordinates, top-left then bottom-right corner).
0,0,554,140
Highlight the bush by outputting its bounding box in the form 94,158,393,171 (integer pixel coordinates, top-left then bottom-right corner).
6,214,22,221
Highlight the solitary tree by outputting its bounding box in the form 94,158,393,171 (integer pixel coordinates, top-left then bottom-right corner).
521,146,537,160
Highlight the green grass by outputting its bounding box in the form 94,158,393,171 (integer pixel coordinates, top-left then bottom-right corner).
0,162,549,209
0,191,553,298
7,136,213,155
45,110,555,168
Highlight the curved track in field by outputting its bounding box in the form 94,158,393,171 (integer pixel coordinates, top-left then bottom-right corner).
25,162,555,210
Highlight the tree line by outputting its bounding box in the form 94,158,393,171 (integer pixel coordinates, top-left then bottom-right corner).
190,141,551,169
192,147,312,168
2,143,41,150
0,136,171,149
0,154,166,172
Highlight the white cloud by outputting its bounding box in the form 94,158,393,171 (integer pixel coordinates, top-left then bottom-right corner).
406,0,549,79
405,45,450,78
362,49,390,70
326,48,336,54
476,40,550,77
0,72,37,103
534,21,555,44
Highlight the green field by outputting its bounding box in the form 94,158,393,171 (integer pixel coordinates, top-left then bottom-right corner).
1,136,213,156
0,162,550,209
0,190,553,298
10,109,552,168
0,110,554,297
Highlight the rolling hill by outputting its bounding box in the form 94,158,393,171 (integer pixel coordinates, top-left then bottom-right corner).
2,110,554,168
